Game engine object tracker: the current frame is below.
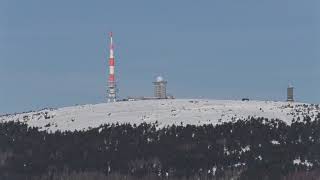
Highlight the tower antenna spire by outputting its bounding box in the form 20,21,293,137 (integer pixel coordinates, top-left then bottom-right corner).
107,32,116,102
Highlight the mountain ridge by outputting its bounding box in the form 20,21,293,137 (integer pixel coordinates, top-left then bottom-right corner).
1,99,319,132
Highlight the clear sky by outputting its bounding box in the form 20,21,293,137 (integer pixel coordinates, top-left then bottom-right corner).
0,0,319,114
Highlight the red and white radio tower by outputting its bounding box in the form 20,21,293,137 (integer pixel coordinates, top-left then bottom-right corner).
107,32,116,102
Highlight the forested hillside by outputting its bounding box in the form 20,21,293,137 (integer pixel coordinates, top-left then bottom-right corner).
1,114,320,180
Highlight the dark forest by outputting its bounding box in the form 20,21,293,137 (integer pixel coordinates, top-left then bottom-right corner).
1,115,320,180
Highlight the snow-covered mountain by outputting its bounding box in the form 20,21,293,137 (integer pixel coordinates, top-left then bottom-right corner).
1,99,319,132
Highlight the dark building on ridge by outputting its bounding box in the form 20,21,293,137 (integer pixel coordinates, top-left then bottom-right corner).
287,85,294,102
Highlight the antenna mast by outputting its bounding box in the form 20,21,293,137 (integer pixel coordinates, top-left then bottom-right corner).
107,32,116,102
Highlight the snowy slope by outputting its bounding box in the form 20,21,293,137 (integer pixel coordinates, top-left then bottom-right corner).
1,99,319,132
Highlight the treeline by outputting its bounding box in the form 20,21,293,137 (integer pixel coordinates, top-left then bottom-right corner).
1,114,320,180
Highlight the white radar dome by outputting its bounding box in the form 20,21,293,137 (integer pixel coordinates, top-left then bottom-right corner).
156,76,164,82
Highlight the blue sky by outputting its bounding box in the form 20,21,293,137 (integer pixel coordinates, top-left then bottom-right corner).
0,0,319,114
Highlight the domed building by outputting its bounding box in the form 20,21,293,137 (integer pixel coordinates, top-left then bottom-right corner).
153,76,167,99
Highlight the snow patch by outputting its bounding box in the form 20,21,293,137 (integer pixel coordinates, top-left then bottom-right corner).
271,140,280,145
293,158,313,167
